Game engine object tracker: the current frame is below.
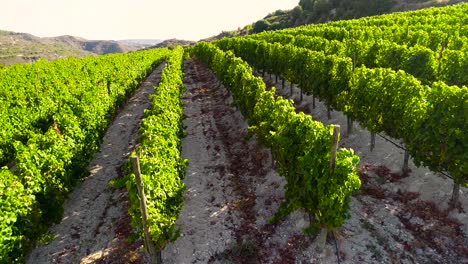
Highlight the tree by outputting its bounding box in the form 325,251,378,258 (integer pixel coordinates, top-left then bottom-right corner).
270,22,282,31
299,0,315,11
291,5,303,21
252,20,271,33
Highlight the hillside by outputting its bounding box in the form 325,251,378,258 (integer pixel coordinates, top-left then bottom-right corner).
0,31,91,65
151,38,195,49
208,0,464,38
0,30,160,66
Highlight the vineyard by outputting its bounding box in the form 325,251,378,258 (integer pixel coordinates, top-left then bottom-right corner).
1,2,467,264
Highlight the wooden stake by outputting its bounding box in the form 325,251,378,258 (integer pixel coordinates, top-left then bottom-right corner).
347,116,353,136
370,132,376,152
316,225,328,254
275,74,278,83
352,52,356,71
317,126,339,254
327,106,332,120
451,181,461,207
437,39,447,78
330,125,340,172
282,78,285,89
132,156,160,264
402,150,410,174
157,251,162,264
271,149,275,167
290,82,293,96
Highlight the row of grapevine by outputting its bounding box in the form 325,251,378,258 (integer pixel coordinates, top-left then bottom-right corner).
332,3,467,28
249,28,467,86
280,3,468,52
288,24,468,51
190,42,361,233
214,37,467,195
122,47,187,253
0,49,170,263
0,50,169,166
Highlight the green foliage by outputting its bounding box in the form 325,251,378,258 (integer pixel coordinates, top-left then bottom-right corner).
291,5,303,21
402,45,437,83
249,3,468,87
243,24,253,32
342,67,429,140
248,32,458,86
0,168,35,263
333,0,393,19
0,48,170,262
410,82,468,182
299,0,315,11
192,42,361,231
124,46,187,250
295,0,394,25
439,49,468,86
214,33,467,192
265,9,289,19
252,20,271,33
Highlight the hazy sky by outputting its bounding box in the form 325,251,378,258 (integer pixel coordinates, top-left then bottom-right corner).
0,0,298,41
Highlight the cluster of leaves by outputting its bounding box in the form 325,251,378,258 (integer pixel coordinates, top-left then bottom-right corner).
249,28,466,86
243,3,467,183
214,37,467,188
123,46,187,250
285,2,468,50
216,38,352,112
0,168,35,262
0,48,170,262
191,42,361,232
263,3,468,85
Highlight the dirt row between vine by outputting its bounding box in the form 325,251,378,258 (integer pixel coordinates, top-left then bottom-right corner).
163,59,334,263
26,64,167,264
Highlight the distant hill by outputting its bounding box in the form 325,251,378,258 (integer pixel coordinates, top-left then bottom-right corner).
0,31,90,65
0,30,161,66
151,39,195,49
119,39,163,50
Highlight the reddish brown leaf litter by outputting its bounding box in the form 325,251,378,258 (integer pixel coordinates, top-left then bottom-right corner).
358,165,468,263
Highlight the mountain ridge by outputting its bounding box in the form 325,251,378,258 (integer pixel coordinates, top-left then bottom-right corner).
0,30,161,66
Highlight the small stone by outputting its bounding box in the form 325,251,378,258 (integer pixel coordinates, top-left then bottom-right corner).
416,248,424,256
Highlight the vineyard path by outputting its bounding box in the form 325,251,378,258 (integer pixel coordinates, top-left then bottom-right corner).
164,59,337,263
